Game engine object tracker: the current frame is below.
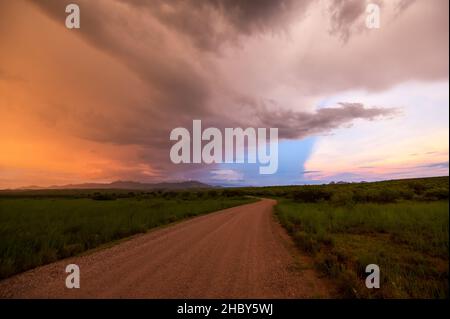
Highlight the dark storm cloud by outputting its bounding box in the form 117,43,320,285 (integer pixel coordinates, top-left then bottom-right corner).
29,0,219,153
394,0,416,15
15,0,446,183
253,103,397,139
26,0,402,151
328,0,367,42
119,0,313,50
32,0,314,51
327,0,417,42
31,0,211,115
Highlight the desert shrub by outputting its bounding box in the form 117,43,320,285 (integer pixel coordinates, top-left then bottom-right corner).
293,231,320,254
91,193,116,201
369,189,399,203
179,191,192,200
330,190,354,206
195,191,204,199
408,181,427,195
292,188,332,203
162,191,177,199
423,188,449,201
206,190,218,198
222,189,244,197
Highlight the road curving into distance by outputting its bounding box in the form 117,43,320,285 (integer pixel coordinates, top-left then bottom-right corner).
0,199,332,298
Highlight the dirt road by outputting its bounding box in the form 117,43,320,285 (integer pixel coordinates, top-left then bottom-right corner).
0,199,332,298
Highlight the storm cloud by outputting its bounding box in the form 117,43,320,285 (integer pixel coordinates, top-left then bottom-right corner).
0,0,447,187
253,103,397,139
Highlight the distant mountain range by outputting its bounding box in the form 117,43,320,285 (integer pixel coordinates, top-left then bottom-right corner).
16,180,212,190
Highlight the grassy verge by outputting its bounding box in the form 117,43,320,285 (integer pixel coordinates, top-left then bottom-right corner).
0,196,254,280
275,200,449,298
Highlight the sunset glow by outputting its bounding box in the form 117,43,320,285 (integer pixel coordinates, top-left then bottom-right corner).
0,0,448,188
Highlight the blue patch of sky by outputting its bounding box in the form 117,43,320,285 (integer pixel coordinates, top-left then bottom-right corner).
211,137,317,186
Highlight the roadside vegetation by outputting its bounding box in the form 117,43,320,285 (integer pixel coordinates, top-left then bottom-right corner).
272,177,449,298
0,190,253,280
0,176,448,299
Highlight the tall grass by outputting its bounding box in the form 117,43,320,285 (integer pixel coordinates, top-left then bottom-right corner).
275,200,449,298
0,197,252,280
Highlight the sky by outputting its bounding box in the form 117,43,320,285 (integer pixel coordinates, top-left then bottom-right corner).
0,0,448,188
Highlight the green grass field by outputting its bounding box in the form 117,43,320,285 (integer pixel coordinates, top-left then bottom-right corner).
239,176,449,298
275,200,449,298
0,195,253,280
0,176,448,299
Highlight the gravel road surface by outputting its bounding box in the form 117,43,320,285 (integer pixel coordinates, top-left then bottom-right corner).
0,199,332,298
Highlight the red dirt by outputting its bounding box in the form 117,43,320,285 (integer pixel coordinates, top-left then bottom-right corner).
0,199,333,298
